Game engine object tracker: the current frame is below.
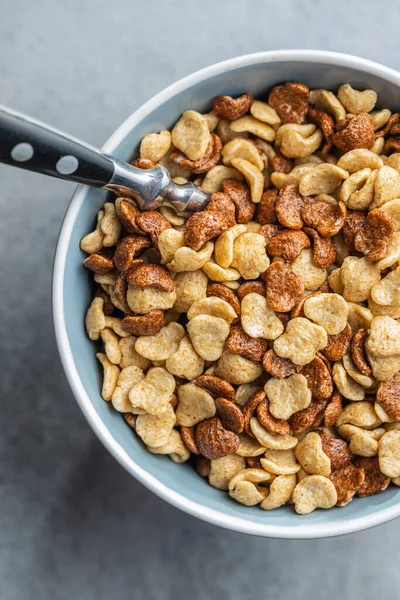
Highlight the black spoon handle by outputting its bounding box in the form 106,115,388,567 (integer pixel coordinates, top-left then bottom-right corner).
0,105,114,186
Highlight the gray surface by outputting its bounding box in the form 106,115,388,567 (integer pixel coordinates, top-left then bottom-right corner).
1,0,400,598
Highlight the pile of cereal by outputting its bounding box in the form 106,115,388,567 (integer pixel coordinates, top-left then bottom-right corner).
81,82,400,514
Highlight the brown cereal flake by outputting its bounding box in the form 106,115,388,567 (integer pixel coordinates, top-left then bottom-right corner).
227,324,268,362
375,113,400,137
207,283,241,316
181,426,200,454
206,192,237,227
170,133,222,174
268,82,309,124
272,153,293,174
302,200,346,238
376,373,400,422
289,399,328,433
330,464,365,507
317,430,352,470
308,106,335,153
264,262,305,312
385,135,400,153
113,235,152,271
267,230,311,262
333,113,375,152
303,227,336,268
131,158,156,169
195,417,240,460
354,208,394,261
256,396,291,436
114,271,129,305
256,189,279,225
263,349,300,379
342,210,368,251
323,322,352,362
123,413,137,430
121,310,166,336
276,185,309,230
290,291,322,319
300,355,334,401
83,251,114,274
246,457,262,468
259,223,284,246
135,211,171,249
213,93,253,121
195,455,211,477
116,198,144,235
94,287,114,316
195,374,235,402
237,281,266,301
243,391,266,436
351,329,372,376
324,391,343,427
215,397,245,434
355,456,391,497
184,210,227,251
126,263,175,292
222,179,255,224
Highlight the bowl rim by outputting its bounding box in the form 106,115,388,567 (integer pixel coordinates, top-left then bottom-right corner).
53,49,400,539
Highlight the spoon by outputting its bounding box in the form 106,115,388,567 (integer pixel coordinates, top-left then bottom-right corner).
0,106,211,213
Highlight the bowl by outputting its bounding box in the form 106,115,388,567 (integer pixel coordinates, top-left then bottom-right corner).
53,50,400,538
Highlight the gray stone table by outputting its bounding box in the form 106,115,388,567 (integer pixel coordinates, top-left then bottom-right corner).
1,0,400,598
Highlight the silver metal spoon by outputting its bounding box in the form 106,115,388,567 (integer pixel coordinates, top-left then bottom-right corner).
0,106,211,213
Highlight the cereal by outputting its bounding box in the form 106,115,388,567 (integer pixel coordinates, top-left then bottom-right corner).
250,418,298,450
208,454,246,490
229,468,271,505
140,130,171,163
356,456,391,497
303,293,348,335
227,324,268,363
292,475,337,514
230,157,264,204
176,383,216,427
187,297,237,323
263,262,304,313
290,248,327,291
337,148,384,173
222,179,255,223
213,93,253,121
265,374,311,420
273,317,328,365
135,322,185,361
173,269,208,313
81,210,105,254
337,84,377,114
195,417,240,459
267,230,311,262
214,224,247,268
83,80,400,515
299,164,348,196
215,351,263,385
241,293,284,340
187,314,230,361
171,110,210,161
168,242,214,272
166,335,204,380
268,82,309,124
275,184,307,230
136,404,176,448
128,367,175,416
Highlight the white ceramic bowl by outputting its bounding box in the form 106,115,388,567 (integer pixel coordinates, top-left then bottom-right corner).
53,50,400,538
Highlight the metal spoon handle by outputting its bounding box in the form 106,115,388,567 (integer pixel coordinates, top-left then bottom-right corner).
0,105,116,186
0,105,210,213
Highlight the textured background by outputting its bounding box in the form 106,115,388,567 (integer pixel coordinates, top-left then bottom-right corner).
2,1,400,598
